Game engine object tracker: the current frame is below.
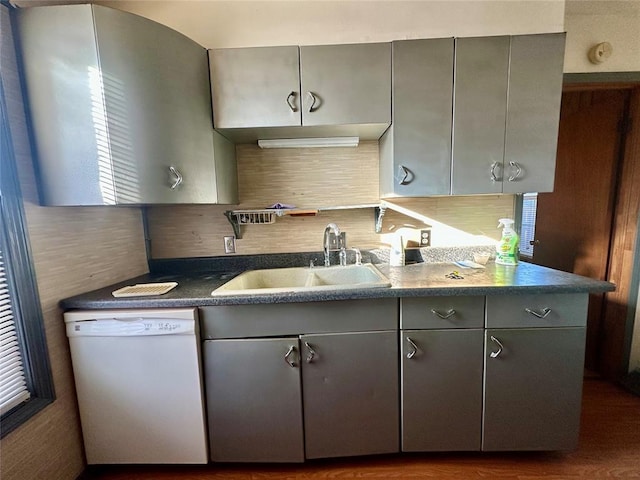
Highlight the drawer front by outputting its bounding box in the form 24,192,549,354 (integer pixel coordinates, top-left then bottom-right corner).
401,297,485,329
200,298,398,339
486,293,588,328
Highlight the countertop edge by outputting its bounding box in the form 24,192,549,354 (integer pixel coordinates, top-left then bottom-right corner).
59,263,615,310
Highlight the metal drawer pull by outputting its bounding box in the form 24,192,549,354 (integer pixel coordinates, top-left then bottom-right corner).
304,341,316,363
284,345,297,368
508,161,522,182
490,162,500,182
406,337,419,359
307,91,318,112
489,335,503,358
286,91,297,112
431,309,456,320
168,166,183,189
525,307,552,319
398,165,412,185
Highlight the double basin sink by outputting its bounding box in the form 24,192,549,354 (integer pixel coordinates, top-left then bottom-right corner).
211,264,391,296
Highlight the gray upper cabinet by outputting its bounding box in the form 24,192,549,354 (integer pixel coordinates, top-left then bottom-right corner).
16,4,237,206
210,46,301,129
380,38,454,197
299,43,391,127
452,36,510,195
209,43,391,142
452,33,565,195
503,33,565,193
382,33,565,198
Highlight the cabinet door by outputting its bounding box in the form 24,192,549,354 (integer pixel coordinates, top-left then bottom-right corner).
301,331,398,459
299,43,391,127
452,36,509,195
209,46,302,129
503,33,565,194
203,338,304,462
380,39,453,197
483,327,586,451
401,329,483,451
93,6,220,204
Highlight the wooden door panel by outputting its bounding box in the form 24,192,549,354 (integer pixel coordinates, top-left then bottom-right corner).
533,89,629,370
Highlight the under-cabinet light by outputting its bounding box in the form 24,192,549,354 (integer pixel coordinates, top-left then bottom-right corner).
257,137,360,149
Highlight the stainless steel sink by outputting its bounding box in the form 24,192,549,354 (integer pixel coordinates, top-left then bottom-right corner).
211,264,391,296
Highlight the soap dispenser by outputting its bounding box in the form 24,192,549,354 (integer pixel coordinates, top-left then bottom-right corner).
389,233,405,267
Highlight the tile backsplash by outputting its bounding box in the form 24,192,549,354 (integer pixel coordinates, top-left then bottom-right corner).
146,141,514,258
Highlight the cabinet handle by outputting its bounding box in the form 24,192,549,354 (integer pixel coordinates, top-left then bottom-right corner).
489,335,504,358
304,341,316,363
286,91,298,112
168,166,183,190
284,345,297,368
430,308,456,320
307,91,318,112
508,161,522,182
406,336,419,359
525,307,552,319
490,162,500,182
398,165,412,185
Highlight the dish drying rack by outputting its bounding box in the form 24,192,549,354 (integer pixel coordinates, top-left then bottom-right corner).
225,204,383,239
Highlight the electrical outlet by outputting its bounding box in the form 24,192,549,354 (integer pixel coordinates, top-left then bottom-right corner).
327,232,347,251
223,236,236,254
420,228,431,247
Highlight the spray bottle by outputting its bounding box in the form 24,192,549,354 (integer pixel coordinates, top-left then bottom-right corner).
495,218,519,266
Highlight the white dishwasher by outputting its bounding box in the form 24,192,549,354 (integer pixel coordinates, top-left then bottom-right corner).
64,308,208,464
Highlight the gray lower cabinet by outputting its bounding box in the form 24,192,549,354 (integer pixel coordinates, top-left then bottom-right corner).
17,4,237,206
483,327,586,451
203,337,305,462
401,329,484,451
204,331,398,462
483,293,589,451
201,299,399,462
301,331,399,459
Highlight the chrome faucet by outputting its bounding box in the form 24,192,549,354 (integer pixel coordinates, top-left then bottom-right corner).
323,223,341,267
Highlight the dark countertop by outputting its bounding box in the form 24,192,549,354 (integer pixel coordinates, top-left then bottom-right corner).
60,255,615,310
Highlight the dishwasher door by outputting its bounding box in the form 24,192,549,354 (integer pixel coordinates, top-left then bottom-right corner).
64,308,208,464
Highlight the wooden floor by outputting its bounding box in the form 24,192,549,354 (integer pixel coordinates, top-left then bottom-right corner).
83,378,640,479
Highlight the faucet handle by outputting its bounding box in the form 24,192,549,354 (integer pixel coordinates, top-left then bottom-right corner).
339,248,347,267
351,248,362,266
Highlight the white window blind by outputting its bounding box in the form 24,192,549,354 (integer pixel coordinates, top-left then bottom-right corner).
0,247,30,415
520,193,538,259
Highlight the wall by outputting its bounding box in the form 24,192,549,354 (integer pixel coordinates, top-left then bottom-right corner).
564,0,640,73
0,8,148,480
96,0,565,47
148,143,513,257
117,0,561,258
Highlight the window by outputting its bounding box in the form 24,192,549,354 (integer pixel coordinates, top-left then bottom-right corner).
519,193,538,259
0,3,54,437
